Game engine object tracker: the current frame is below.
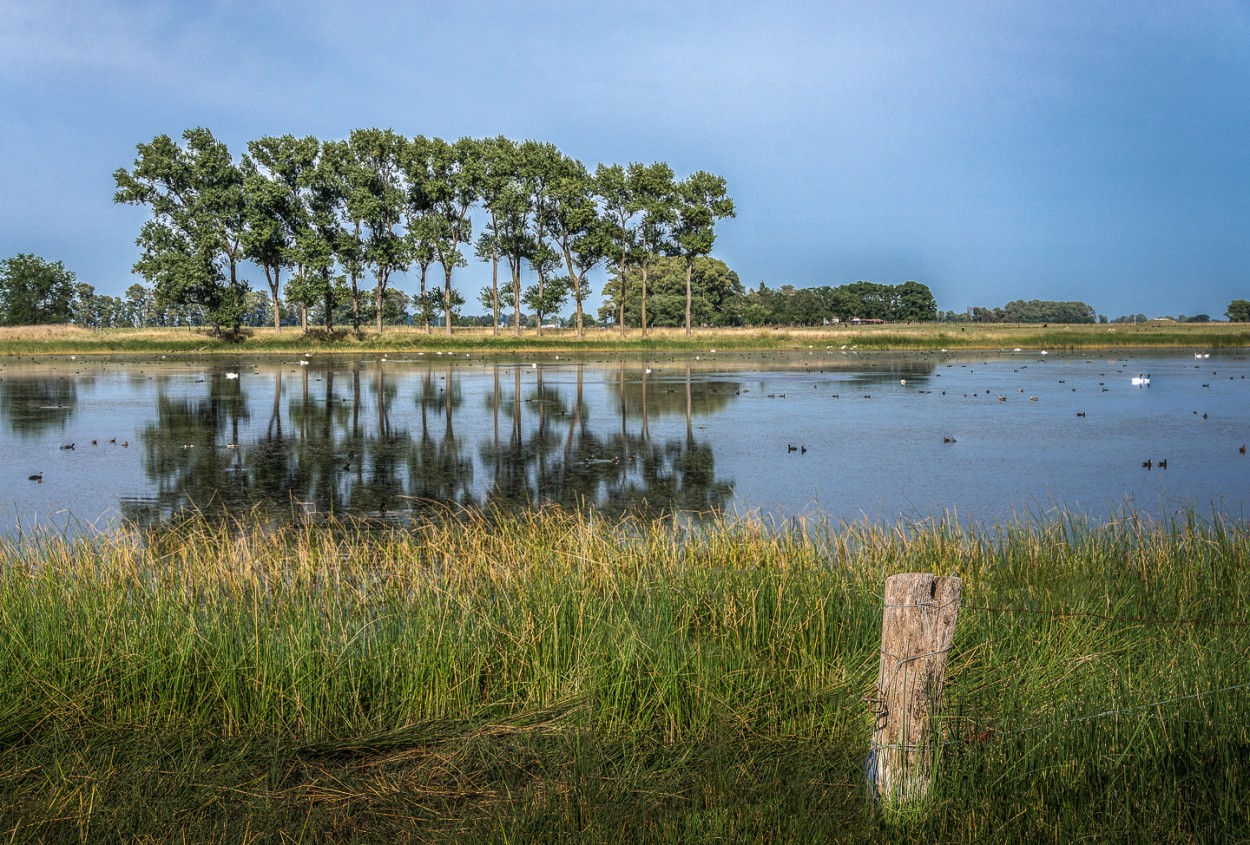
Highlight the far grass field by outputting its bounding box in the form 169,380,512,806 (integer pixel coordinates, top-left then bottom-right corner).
2,320,1249,356
0,508,1245,842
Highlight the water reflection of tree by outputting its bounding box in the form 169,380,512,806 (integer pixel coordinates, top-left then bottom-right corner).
286,366,353,516
405,364,475,509
124,370,251,527
480,363,732,518
607,364,739,420
120,360,733,529
0,375,79,436
599,364,732,516
249,368,299,507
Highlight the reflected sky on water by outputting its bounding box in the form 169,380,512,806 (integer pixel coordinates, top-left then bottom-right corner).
2,349,1248,534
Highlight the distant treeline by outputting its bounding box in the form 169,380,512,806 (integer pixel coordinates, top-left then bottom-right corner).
730,280,938,326
47,260,941,331
938,300,1099,324
936,300,1235,325
595,268,938,328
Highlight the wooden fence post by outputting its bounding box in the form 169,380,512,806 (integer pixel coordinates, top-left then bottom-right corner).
867,572,961,806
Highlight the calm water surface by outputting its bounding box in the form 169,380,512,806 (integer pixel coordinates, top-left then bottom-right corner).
2,349,1248,534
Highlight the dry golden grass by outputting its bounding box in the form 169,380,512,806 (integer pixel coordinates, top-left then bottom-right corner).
0,324,102,342
1,320,1247,355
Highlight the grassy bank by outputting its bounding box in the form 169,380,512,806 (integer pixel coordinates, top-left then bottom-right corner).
0,508,1245,842
3,321,1250,356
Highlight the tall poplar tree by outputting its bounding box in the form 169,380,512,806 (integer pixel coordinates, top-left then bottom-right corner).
427,137,480,336
627,162,676,337
399,134,437,333
519,141,565,338
348,128,409,335
319,139,368,335
594,163,637,336
672,171,734,335
545,157,607,339
114,128,249,336
242,135,320,330
287,146,347,333
474,136,518,336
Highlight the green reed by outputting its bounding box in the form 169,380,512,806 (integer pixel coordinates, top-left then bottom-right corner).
0,507,1245,842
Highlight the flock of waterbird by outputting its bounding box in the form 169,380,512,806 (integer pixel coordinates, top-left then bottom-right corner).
26,436,129,481
772,347,1247,472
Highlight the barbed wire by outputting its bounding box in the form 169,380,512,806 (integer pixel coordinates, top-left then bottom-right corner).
1062,679,1250,724
873,592,1249,628
959,602,1250,629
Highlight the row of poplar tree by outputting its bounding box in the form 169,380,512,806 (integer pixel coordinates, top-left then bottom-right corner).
114,128,735,337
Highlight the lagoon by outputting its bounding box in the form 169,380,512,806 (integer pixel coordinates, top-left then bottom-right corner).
2,349,1248,535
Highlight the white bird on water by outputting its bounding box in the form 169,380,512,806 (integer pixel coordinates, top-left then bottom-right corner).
225,372,239,380
1131,374,1150,386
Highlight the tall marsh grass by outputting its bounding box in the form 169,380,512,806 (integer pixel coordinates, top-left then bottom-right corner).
0,507,1245,841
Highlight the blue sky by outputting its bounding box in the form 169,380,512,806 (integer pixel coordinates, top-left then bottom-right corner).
3,0,1248,319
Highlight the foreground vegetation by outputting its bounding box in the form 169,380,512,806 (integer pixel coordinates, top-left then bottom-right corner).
3,320,1250,357
0,507,1245,842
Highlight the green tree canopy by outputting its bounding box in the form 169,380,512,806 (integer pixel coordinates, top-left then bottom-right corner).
243,134,320,331
673,171,735,335
1002,299,1097,323
0,254,77,325
1226,299,1250,322
731,280,938,326
110,127,759,335
627,161,676,335
114,128,249,336
603,256,743,328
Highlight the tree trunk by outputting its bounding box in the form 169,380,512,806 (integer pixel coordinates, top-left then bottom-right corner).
558,239,584,340
641,261,649,337
618,241,628,337
350,274,361,336
444,269,454,336
535,233,546,340
419,264,430,334
512,259,522,337
375,281,385,335
491,248,500,337
228,259,243,335
685,257,693,336
268,270,282,332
